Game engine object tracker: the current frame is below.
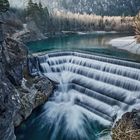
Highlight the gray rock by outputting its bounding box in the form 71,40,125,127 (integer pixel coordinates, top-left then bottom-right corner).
131,109,140,129
0,37,54,140
1,37,28,86
27,56,40,76
14,76,54,127
0,63,20,140
20,20,46,43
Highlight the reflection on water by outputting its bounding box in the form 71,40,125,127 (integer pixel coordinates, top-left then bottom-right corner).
27,33,140,62
27,33,123,51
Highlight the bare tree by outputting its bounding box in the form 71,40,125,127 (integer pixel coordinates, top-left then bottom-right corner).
134,12,140,43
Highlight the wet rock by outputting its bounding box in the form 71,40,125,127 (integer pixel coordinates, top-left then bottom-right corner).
14,76,54,127
0,63,20,140
27,56,40,76
131,109,140,129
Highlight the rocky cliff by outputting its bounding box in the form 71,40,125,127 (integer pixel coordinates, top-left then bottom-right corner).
0,57,18,140
1,11,46,43
0,37,54,140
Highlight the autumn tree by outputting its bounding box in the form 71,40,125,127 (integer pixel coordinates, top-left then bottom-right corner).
134,12,140,43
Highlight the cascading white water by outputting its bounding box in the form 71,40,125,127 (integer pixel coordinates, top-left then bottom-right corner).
34,51,140,140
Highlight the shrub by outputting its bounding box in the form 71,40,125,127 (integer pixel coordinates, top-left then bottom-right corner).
134,12,140,43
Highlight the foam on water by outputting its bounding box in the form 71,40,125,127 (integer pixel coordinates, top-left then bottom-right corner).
28,51,140,139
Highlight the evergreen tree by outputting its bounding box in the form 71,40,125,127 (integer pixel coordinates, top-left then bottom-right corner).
38,1,42,10
26,0,50,33
0,0,9,12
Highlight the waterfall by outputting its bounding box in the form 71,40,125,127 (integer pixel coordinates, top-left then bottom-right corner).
30,51,140,140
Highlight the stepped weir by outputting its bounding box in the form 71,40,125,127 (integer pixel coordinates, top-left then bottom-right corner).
29,51,140,140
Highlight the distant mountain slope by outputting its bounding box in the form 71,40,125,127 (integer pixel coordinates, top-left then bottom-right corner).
9,0,140,16
8,0,59,10
61,0,140,16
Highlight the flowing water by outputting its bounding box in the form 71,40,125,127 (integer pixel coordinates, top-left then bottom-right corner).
16,34,140,140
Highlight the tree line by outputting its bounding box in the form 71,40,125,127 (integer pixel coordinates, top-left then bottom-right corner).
0,0,140,38
23,0,134,33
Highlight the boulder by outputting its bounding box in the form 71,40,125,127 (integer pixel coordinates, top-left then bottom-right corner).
14,76,54,127
112,109,140,140
0,62,20,140
0,37,54,140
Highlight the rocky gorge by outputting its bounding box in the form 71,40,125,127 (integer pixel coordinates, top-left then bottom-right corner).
1,37,140,140
0,10,140,140
0,37,54,140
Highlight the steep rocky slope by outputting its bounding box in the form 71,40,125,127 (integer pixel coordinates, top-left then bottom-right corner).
1,11,46,43
0,57,18,140
0,37,54,140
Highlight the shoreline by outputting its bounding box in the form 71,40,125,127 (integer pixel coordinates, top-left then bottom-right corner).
12,24,131,43
109,36,140,55
25,30,130,44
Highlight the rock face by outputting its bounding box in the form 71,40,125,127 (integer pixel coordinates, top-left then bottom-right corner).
27,56,40,76
0,15,21,140
14,76,53,127
0,37,54,140
1,11,46,43
2,37,28,86
12,21,47,43
0,46,19,140
0,66,17,140
112,109,140,140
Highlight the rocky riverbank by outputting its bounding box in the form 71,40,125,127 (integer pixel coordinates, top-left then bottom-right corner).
108,36,140,140
0,37,54,140
112,109,140,140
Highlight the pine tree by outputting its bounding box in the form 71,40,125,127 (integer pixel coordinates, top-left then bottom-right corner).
27,0,34,16
39,1,43,10
28,0,33,8
0,0,9,12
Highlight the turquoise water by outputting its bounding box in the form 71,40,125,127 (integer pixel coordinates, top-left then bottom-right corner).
16,33,140,140
15,105,107,140
27,33,140,62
